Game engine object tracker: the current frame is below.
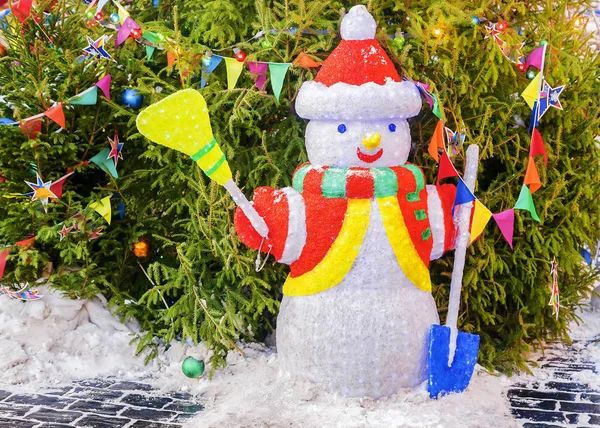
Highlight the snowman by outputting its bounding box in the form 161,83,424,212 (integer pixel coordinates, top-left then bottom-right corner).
234,5,459,398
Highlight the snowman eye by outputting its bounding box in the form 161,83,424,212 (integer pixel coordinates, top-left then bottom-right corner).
388,123,397,132
337,124,347,133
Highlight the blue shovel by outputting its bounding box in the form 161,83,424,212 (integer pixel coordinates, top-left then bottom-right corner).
428,144,481,399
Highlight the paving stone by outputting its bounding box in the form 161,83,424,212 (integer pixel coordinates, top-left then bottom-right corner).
510,408,566,423
542,363,596,372
65,387,123,402
164,401,204,413
565,413,579,424
44,386,76,397
5,394,75,409
170,412,197,423
522,424,565,428
75,379,116,389
0,417,38,428
168,392,193,401
128,421,182,428
507,388,577,402
109,381,153,392
0,401,33,418
583,393,600,404
590,414,600,425
26,407,83,424
509,397,557,411
551,371,574,380
37,424,74,427
119,407,176,422
544,381,593,393
73,414,131,428
120,394,172,409
67,399,126,415
0,391,11,402
559,401,600,414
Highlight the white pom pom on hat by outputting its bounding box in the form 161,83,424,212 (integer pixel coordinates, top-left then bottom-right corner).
295,5,422,121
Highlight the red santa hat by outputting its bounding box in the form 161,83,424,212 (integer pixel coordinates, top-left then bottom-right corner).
295,5,422,121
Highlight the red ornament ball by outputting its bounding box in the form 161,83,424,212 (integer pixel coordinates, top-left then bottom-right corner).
87,19,97,28
516,63,526,72
94,12,103,21
235,50,246,62
130,28,142,39
496,21,508,31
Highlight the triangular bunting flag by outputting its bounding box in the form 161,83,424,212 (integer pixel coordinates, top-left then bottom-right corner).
530,128,547,166
145,45,155,60
0,248,9,280
524,156,542,194
521,72,542,109
15,237,34,249
201,55,224,88
454,178,476,207
89,196,112,225
12,0,32,22
95,74,112,100
524,45,546,70
437,150,459,183
96,0,110,13
269,63,291,102
49,172,74,199
428,120,445,162
44,103,66,128
293,52,322,68
90,148,118,178
19,118,42,139
116,17,140,47
470,200,493,244
167,50,177,66
113,0,130,24
492,208,515,249
70,86,98,105
248,61,268,91
431,94,443,120
515,184,540,222
223,57,244,91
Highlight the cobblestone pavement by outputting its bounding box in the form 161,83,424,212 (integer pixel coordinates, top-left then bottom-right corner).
0,378,201,427
508,338,600,427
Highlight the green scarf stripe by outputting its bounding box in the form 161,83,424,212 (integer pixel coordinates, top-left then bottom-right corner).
205,154,226,177
190,138,217,161
292,164,312,193
401,164,425,202
322,167,348,198
372,168,399,198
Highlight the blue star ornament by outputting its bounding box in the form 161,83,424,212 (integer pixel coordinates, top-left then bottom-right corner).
538,81,565,121
25,173,57,206
83,35,114,61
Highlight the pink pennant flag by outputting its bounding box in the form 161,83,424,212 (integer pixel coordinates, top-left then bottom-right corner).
492,208,515,249
116,17,141,47
95,74,112,100
525,45,546,70
0,248,9,280
248,61,269,91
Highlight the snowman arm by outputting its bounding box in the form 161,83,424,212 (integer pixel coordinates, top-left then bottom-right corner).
426,184,458,260
234,186,306,265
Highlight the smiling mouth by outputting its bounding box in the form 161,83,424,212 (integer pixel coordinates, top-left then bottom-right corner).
356,147,383,163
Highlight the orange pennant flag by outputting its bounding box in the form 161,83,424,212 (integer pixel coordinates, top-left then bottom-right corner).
524,156,542,194
167,51,177,66
19,118,42,139
428,120,445,162
44,103,66,129
293,52,322,68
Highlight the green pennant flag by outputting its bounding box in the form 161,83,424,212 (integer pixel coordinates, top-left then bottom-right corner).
141,31,161,45
268,63,291,103
146,45,156,60
514,184,540,222
431,93,443,120
70,86,98,106
90,148,118,179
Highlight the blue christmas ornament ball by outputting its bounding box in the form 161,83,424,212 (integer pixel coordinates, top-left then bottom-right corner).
82,0,93,4
121,89,143,110
110,13,119,24
471,16,480,25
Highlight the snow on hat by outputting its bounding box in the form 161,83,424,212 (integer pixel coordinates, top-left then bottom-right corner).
295,5,422,121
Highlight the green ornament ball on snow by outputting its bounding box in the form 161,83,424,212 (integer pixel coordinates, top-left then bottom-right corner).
182,357,205,378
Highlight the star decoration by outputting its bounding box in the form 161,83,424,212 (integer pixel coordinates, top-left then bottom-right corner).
25,173,57,205
538,81,565,121
107,134,124,166
58,224,74,241
89,227,104,240
83,35,115,61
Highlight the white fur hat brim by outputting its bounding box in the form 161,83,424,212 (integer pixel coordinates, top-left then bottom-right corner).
295,80,422,121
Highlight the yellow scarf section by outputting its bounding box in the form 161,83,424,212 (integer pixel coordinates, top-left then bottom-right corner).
283,197,432,296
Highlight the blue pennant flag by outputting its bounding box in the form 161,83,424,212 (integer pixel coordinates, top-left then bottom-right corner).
200,55,224,88
453,178,476,207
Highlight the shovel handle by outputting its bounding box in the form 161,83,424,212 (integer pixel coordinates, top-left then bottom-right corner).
445,144,479,365
223,179,269,239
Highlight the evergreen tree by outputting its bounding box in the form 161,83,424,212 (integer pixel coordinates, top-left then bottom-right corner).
0,0,597,372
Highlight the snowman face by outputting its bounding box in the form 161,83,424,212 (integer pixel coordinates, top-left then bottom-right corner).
304,119,412,167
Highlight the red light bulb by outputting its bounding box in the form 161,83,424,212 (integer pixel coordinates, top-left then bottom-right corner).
517,63,526,72
130,28,142,39
88,20,97,28
235,49,246,62
496,21,508,31
94,12,103,21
